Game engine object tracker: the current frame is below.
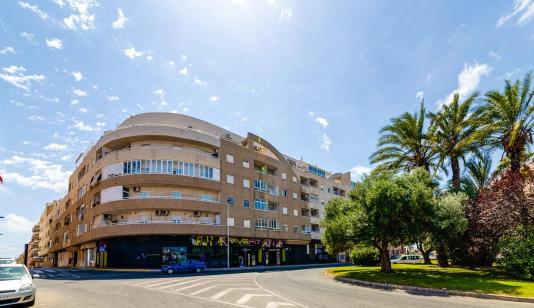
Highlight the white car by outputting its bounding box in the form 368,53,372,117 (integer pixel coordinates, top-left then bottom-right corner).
391,254,423,264
0,264,36,306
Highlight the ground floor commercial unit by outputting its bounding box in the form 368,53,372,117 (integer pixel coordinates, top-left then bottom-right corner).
50,235,335,269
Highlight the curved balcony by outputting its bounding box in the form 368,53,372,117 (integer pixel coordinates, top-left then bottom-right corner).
96,173,221,193
93,195,222,215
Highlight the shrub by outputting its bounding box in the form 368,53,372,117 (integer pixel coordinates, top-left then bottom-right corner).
350,246,380,266
497,226,534,278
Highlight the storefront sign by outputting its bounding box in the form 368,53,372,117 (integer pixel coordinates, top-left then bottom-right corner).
191,235,284,248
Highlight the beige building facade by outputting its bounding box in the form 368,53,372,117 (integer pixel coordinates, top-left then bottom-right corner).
33,113,351,268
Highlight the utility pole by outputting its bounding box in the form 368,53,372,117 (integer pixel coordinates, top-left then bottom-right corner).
226,201,230,269
24,243,29,266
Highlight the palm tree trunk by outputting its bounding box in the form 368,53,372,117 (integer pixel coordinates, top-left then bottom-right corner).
451,156,461,190
510,150,521,173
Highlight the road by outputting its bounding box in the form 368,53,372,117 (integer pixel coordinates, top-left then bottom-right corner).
30,267,531,308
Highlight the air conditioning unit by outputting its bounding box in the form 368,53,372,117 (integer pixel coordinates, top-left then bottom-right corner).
193,211,201,217
103,214,112,220
133,186,141,192
225,133,231,139
155,210,169,216
254,146,262,152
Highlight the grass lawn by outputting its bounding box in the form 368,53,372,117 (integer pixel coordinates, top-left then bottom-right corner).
327,264,534,298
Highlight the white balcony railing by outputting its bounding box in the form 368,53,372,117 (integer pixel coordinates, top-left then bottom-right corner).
92,217,220,229
102,194,220,205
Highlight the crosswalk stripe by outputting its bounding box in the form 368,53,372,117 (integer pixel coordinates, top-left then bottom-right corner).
158,278,203,290
235,294,272,305
265,302,295,308
132,279,184,287
211,287,260,300
172,281,214,292
143,278,190,288
189,283,256,296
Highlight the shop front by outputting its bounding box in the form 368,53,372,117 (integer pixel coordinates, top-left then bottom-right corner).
91,235,309,268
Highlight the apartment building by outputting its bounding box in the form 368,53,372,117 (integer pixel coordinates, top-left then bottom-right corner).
35,113,351,268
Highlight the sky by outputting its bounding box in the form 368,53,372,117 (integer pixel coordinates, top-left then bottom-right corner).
1,0,534,258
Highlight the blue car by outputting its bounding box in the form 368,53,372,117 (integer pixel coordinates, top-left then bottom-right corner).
161,260,206,274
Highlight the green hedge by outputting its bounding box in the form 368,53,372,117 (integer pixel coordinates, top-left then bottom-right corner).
350,246,380,266
497,226,534,278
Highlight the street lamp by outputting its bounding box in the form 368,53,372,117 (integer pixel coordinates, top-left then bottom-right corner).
226,200,230,269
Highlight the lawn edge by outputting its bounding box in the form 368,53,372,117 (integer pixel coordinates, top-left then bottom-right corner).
322,269,534,303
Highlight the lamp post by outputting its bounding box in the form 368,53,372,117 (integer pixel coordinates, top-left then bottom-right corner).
226,201,230,269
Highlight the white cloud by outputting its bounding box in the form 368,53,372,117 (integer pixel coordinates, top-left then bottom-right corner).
350,165,371,181
320,133,332,151
146,55,153,61
497,0,534,27
416,91,424,101
136,103,145,110
111,8,127,29
78,107,88,113
70,99,79,105
60,155,72,161
180,54,187,62
280,7,293,20
71,70,83,81
167,60,175,67
437,62,491,106
46,38,63,49
0,47,15,55
44,143,68,151
0,155,72,192
123,46,144,59
488,51,501,62
209,96,220,102
0,66,45,91
179,67,188,76
72,88,87,96
106,95,119,102
62,0,99,30
315,117,329,128
96,121,106,127
194,77,207,86
153,88,167,106
18,1,49,20
0,213,34,234
20,32,35,43
27,115,45,121
71,120,93,131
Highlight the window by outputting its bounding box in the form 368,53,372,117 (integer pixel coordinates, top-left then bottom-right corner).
293,209,298,216
293,226,299,233
226,154,234,163
201,194,215,202
243,179,250,188
242,159,250,168
170,191,182,199
281,190,287,197
226,196,234,205
308,165,326,177
292,176,297,183
281,172,287,180
121,159,216,179
292,192,298,199
282,207,288,214
283,224,289,232
227,218,235,226
254,199,268,211
139,191,150,198
255,218,279,230
243,200,250,208
226,175,234,184
254,179,267,191
244,220,250,228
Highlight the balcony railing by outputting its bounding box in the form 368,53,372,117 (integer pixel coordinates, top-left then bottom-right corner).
97,145,220,163
102,194,220,205
92,217,220,229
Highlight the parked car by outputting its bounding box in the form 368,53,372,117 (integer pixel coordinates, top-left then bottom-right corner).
0,264,36,306
0,259,16,265
161,260,206,274
391,255,423,264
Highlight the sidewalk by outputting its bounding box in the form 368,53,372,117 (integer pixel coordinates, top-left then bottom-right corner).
87,262,345,273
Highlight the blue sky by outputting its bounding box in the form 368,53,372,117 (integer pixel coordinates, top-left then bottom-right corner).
1,0,534,257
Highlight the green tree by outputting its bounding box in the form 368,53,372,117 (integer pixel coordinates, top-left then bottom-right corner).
474,71,534,173
431,192,469,267
323,169,435,273
370,102,439,174
460,152,492,198
429,93,480,190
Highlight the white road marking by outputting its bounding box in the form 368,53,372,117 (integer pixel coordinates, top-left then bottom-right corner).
211,287,261,300
235,293,272,305
172,280,214,291
252,274,310,308
158,278,203,290
266,302,296,308
189,283,256,296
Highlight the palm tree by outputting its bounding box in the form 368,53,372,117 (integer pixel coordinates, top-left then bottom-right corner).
474,71,534,173
429,92,480,190
460,152,492,197
370,101,440,173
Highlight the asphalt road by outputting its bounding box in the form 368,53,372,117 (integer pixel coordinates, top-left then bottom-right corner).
29,267,532,308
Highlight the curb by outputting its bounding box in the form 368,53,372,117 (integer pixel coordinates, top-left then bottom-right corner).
322,269,534,304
